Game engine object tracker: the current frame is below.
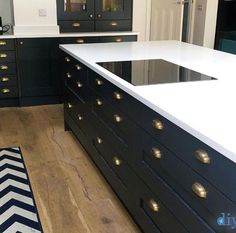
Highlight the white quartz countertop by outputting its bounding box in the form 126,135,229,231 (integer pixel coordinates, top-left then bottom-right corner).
59,40,236,164
0,31,138,39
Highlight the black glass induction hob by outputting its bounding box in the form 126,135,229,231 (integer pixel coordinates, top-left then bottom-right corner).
97,59,216,86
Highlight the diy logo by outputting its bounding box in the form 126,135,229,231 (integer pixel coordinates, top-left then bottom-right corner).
217,213,236,229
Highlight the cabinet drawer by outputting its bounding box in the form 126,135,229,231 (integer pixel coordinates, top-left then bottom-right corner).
136,131,236,232
60,36,99,44
0,51,16,62
0,39,15,51
0,75,17,87
58,20,94,33
99,35,137,43
0,63,16,75
95,20,132,31
0,86,18,99
141,106,236,204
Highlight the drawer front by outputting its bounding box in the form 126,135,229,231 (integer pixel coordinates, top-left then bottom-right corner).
60,36,99,44
141,106,236,204
0,86,18,99
99,35,137,43
0,75,17,87
135,131,236,232
0,63,16,75
0,51,16,62
95,20,132,31
0,39,15,51
58,20,95,33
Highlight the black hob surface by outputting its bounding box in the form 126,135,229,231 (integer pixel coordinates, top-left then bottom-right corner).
97,59,216,86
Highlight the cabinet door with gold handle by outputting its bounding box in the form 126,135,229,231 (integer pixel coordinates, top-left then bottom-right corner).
192,182,207,198
195,149,210,164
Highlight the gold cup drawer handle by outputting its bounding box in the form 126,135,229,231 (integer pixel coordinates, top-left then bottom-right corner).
96,137,103,144
67,103,73,109
148,199,160,212
113,114,122,123
195,149,210,164
152,119,164,130
66,72,72,79
1,88,10,94
0,41,7,46
192,182,207,199
113,157,122,166
65,57,70,62
110,22,118,26
75,64,82,70
78,114,83,121
0,65,8,70
72,22,81,27
151,147,162,159
95,78,103,86
77,81,83,88
115,38,122,42
113,91,123,100
96,99,103,106
0,53,7,58
1,77,9,82
76,39,85,44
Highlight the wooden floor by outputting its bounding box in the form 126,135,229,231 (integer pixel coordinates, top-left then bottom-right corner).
0,104,140,233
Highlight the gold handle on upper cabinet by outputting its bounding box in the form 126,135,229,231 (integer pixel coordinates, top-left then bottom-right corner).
195,149,210,164
148,199,159,212
96,137,103,144
72,22,81,27
1,88,10,94
96,99,103,106
0,65,8,70
0,41,6,46
151,147,162,159
65,57,70,62
77,81,83,88
152,119,164,130
95,78,103,86
113,114,122,123
0,53,7,58
78,114,83,121
192,182,207,199
66,72,72,79
67,102,72,109
76,39,85,44
115,38,122,42
75,64,82,70
113,91,123,100
113,156,122,166
0,77,9,82
110,21,118,26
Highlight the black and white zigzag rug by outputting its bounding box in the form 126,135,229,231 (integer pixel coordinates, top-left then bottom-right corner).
0,147,43,233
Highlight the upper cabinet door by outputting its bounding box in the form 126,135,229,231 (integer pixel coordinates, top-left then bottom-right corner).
57,0,95,20
95,0,132,20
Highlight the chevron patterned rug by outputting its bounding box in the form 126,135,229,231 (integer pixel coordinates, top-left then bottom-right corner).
0,147,43,233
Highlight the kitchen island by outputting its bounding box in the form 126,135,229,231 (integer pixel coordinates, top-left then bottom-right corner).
60,41,236,233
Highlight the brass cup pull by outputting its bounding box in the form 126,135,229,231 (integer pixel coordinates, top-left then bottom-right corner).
75,64,82,70
148,199,159,212
153,119,164,130
115,38,122,42
110,21,118,26
192,182,207,198
114,114,122,123
1,88,10,94
113,91,123,100
0,53,7,58
151,147,162,159
113,157,122,166
95,78,103,86
76,39,85,44
1,77,9,82
67,103,72,109
96,137,103,144
72,22,81,27
97,14,102,18
78,114,83,121
0,65,8,70
96,99,103,106
77,81,83,88
195,149,210,164
65,57,70,62
0,41,6,46
66,72,72,79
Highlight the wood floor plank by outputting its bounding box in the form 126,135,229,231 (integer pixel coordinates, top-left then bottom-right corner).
0,104,140,233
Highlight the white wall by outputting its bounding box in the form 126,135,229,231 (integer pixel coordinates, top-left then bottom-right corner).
0,0,14,27
13,0,59,35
